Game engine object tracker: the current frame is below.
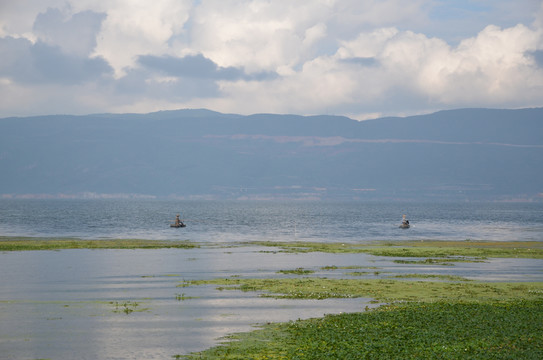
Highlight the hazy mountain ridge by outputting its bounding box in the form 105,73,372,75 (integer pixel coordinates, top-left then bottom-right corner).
1,108,542,200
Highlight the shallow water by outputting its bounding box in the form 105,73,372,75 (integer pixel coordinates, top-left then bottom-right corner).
1,246,542,359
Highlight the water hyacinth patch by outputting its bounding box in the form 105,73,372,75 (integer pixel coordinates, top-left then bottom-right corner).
180,299,543,359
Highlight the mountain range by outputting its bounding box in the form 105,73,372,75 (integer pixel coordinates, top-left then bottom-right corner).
1,107,542,201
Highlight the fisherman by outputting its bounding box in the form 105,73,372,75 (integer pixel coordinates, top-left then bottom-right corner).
400,214,410,228
170,214,186,228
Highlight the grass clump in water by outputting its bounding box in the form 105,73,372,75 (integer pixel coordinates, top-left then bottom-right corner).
111,301,147,314
321,265,377,270
180,299,543,359
393,258,484,265
175,293,198,301
277,268,315,275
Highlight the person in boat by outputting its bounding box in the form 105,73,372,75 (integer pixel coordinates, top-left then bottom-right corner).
173,214,185,227
401,215,409,227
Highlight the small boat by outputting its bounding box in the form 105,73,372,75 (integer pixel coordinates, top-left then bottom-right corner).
170,214,186,228
399,214,410,229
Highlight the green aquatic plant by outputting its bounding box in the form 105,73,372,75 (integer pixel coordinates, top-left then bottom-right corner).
243,241,365,253
392,258,483,265
243,240,543,259
181,299,543,359
4,238,542,259
277,268,315,275
367,240,543,259
111,301,146,314
184,277,543,302
321,265,376,270
0,237,199,251
175,293,198,301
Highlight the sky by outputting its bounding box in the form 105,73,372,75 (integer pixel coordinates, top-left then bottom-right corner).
1,0,543,120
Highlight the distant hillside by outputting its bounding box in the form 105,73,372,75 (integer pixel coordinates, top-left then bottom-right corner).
1,108,542,201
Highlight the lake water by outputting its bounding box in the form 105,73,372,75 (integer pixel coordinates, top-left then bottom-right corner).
1,200,542,359
1,199,543,242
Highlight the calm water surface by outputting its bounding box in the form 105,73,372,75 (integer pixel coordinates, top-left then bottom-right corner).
0,200,542,359
1,199,542,241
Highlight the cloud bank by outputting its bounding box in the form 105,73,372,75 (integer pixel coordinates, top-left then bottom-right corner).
1,0,542,119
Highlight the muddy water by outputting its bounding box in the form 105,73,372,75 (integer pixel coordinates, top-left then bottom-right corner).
1,247,542,359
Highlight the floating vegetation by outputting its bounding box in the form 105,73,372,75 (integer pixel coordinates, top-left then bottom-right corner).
184,277,543,302
393,258,473,265
243,240,543,259
321,265,377,270
243,241,362,254
175,293,198,301
181,299,543,359
111,301,146,314
4,238,541,259
321,265,343,270
277,268,315,275
0,237,199,251
365,240,543,259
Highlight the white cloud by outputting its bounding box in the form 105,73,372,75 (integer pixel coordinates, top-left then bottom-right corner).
1,0,543,118
202,20,543,117
436,24,543,103
337,28,399,59
190,0,310,72
89,0,193,77
188,0,430,73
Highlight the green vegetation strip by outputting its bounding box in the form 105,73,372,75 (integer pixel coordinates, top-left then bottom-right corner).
180,299,543,359
245,240,543,259
0,237,198,251
183,278,543,302
2,238,541,258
